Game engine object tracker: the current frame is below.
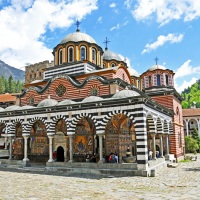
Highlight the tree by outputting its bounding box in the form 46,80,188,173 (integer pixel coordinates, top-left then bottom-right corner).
0,77,5,94
191,128,200,151
185,136,199,153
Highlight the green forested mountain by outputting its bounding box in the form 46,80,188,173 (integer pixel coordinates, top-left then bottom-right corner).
0,75,24,94
181,79,200,108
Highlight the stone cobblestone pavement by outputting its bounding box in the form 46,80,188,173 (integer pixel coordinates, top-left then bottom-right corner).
0,155,200,200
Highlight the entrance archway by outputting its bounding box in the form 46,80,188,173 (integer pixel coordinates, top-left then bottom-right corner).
57,146,64,162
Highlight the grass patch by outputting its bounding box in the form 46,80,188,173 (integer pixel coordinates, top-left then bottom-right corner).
179,159,191,163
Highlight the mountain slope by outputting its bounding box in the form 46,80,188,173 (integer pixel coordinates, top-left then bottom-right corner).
181,79,200,108
0,60,24,81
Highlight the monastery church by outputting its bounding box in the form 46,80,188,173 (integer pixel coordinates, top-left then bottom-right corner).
0,25,184,176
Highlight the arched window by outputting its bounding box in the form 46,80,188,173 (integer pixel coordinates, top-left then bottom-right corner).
92,48,96,64
148,76,152,86
111,63,115,67
166,75,169,85
157,74,161,86
68,46,74,62
80,46,86,61
58,49,62,65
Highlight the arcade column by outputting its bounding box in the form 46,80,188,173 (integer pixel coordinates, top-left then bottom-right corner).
22,134,31,166
159,134,164,158
164,134,170,155
7,134,15,160
47,134,54,162
150,133,156,160
68,134,74,163
97,132,105,163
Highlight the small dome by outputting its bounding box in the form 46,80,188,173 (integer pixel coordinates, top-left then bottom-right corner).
18,105,35,110
60,31,96,44
37,96,58,108
148,64,166,71
0,107,5,112
128,67,139,77
112,90,139,99
57,99,76,106
103,50,123,61
82,96,103,103
4,105,20,111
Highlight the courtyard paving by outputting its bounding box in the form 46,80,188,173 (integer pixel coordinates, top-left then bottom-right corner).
0,154,200,200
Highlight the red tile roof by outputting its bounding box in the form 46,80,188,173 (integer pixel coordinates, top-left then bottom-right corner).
0,93,16,103
182,108,200,117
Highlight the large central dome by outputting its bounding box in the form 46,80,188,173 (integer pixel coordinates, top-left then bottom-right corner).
60,31,96,44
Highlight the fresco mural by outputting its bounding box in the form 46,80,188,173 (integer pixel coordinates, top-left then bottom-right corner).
105,114,135,161
0,123,5,149
55,119,67,135
29,121,49,160
13,123,23,159
74,117,96,161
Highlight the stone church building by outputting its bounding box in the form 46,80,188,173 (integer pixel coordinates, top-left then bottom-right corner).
0,26,184,176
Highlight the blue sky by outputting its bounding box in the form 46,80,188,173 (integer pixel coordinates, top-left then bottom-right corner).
0,0,200,92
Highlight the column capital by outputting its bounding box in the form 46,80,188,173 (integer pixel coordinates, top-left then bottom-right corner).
150,133,156,137
1,134,15,138
47,133,55,137
158,134,163,138
22,134,30,139
96,132,105,136
68,134,75,137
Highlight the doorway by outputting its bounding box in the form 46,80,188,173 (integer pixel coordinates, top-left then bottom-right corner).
57,146,64,162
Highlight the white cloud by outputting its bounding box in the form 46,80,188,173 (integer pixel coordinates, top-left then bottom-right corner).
97,16,103,23
110,23,120,31
109,3,116,8
0,0,98,69
175,60,200,79
175,77,197,93
131,0,200,26
124,0,133,9
142,33,183,54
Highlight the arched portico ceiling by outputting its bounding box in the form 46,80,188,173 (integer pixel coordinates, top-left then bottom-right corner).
49,115,68,135
156,118,163,134
163,120,169,134
24,116,48,134
8,119,23,134
146,114,156,134
69,113,97,134
169,121,173,134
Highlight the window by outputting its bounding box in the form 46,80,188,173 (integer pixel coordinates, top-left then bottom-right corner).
157,74,161,86
55,84,66,97
58,49,62,65
111,63,115,67
68,47,74,62
122,73,125,81
92,48,96,64
148,76,152,86
166,75,169,85
80,46,86,61
90,87,98,96
29,96,34,105
103,63,106,68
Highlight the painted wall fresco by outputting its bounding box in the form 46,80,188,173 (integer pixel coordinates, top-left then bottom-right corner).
105,114,135,161
55,119,67,135
29,121,48,155
13,123,23,157
74,117,95,157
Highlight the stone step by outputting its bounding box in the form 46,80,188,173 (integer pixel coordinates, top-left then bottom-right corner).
167,163,179,168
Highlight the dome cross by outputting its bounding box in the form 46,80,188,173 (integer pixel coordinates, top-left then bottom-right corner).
154,56,159,65
75,20,81,32
103,37,110,50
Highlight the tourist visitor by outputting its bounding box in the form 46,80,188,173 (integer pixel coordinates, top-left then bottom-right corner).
115,153,119,163
148,149,153,160
91,153,97,163
53,151,57,161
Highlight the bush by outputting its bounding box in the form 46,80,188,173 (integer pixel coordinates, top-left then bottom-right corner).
185,136,199,153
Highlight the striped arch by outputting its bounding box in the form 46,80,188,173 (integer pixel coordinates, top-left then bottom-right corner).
156,117,163,134
8,119,24,135
49,115,68,134
169,121,173,134
24,116,47,134
69,113,98,134
146,113,156,134
163,120,169,134
100,110,132,133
